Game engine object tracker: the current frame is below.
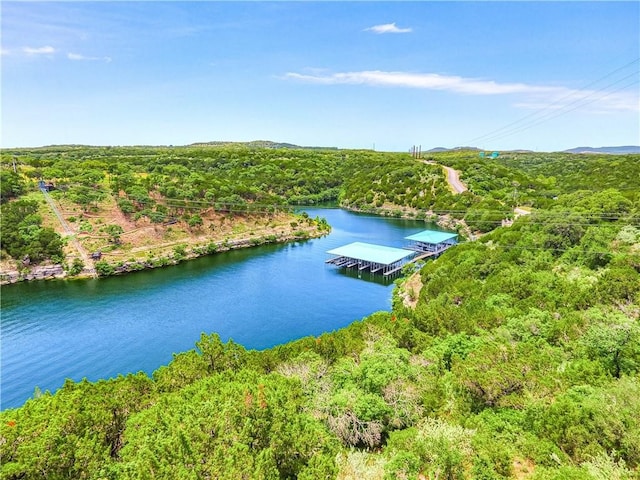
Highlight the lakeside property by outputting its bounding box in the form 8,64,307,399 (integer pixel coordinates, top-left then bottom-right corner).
1,207,430,409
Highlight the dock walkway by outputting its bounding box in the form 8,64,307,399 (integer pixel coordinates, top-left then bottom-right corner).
326,229,459,278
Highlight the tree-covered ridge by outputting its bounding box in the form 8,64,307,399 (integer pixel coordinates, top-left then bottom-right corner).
3,146,458,215
1,183,638,478
7,145,637,267
503,153,640,202
1,145,460,274
429,150,640,207
340,158,458,211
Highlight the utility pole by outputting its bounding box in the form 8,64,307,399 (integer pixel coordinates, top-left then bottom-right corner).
12,156,18,173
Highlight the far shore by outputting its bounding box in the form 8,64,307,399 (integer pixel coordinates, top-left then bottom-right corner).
0,223,327,285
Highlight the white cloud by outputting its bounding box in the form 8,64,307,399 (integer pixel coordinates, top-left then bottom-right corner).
67,52,112,63
1,48,10,56
285,70,557,95
284,69,639,112
23,45,55,55
365,23,412,34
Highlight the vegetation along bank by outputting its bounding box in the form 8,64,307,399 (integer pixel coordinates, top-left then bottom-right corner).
1,144,639,478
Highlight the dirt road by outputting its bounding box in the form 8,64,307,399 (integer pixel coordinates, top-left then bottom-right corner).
41,188,97,278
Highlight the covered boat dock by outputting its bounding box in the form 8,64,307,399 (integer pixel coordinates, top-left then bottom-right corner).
405,230,458,256
326,242,415,276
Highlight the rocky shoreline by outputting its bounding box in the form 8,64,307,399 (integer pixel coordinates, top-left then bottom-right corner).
1,225,328,285
0,264,66,284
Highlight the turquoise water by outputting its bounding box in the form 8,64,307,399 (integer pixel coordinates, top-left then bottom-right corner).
1,209,433,409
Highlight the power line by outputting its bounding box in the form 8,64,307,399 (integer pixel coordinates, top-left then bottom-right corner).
54,185,638,213
52,195,639,228
465,57,640,145
473,77,639,146
56,190,639,220
52,182,639,216
463,57,640,146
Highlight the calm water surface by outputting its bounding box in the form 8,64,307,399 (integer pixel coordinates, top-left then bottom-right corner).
1,209,434,409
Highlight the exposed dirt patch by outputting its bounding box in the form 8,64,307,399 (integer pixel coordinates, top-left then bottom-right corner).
2,192,326,283
513,457,535,479
400,271,423,309
50,195,317,261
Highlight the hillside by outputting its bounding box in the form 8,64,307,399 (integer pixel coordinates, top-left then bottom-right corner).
1,146,469,281
563,146,640,154
2,187,638,479
1,148,639,479
426,146,640,155
188,140,337,150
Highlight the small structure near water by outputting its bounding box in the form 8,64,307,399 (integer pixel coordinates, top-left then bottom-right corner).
326,230,458,278
326,242,415,276
404,230,458,255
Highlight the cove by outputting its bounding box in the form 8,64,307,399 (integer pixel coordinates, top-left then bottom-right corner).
1,208,438,410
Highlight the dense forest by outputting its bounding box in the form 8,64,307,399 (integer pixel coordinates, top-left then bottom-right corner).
1,146,454,273
3,145,638,269
3,146,637,269
1,146,639,478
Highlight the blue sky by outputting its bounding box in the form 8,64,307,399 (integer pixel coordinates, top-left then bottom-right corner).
2,1,639,151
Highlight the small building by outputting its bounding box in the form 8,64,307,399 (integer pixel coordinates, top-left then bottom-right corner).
404,230,458,255
326,242,415,276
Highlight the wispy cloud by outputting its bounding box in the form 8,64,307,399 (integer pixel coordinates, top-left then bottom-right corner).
23,45,55,55
364,23,412,34
284,70,639,112
285,70,557,95
1,48,11,56
67,52,112,63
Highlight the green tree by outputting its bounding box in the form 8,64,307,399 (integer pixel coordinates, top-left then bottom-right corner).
104,224,124,244
67,185,105,212
581,310,640,378
0,169,25,203
187,214,203,229
0,199,63,263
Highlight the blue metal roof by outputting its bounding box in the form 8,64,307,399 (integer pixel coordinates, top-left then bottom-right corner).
327,242,414,265
404,230,458,244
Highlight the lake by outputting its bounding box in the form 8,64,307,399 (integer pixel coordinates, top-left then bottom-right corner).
1,208,437,409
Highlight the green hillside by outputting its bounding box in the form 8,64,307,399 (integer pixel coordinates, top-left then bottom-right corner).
1,148,639,479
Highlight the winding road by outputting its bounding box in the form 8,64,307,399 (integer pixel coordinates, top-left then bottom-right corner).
422,160,468,194
442,165,468,194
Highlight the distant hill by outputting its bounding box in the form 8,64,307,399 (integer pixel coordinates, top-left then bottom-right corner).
425,146,482,153
563,146,640,154
189,140,336,150
425,146,640,154
425,147,450,153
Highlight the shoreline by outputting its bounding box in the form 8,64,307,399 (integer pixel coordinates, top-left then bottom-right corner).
341,204,473,238
0,223,327,285
1,205,470,285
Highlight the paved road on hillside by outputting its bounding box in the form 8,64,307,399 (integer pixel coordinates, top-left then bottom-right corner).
422,161,468,194
443,165,468,194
